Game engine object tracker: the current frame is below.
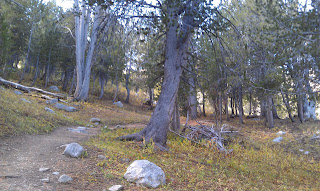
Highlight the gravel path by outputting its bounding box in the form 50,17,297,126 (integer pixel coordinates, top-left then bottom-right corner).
0,126,100,191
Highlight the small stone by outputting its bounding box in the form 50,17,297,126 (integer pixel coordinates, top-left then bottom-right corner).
95,122,99,125
310,135,320,140
48,86,60,92
98,155,106,160
45,107,55,113
276,131,286,135
63,143,84,158
58,174,72,183
115,125,124,129
299,149,304,152
113,101,123,107
52,172,60,175
39,168,50,172
304,151,310,155
86,124,94,128
14,90,23,95
108,185,124,191
46,99,58,105
40,178,50,183
54,103,77,112
20,98,31,103
90,118,101,123
272,137,283,143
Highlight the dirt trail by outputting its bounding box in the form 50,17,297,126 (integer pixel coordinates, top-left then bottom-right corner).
0,126,100,191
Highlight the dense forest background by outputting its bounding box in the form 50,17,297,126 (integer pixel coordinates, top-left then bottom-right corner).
0,0,319,131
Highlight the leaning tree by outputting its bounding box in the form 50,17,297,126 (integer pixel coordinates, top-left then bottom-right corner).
118,0,227,150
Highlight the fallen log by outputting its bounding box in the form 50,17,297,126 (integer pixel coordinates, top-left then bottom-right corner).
0,77,65,99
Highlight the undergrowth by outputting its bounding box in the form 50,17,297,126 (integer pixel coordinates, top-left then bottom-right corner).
87,123,320,191
0,86,78,136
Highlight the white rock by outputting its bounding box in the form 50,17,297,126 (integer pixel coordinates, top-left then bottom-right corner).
58,174,72,183
52,172,60,175
276,131,286,135
304,151,310,155
299,149,304,152
39,168,50,172
108,185,124,191
90,118,101,123
45,107,55,113
40,178,50,183
63,143,84,158
272,137,283,143
113,101,123,108
124,160,166,188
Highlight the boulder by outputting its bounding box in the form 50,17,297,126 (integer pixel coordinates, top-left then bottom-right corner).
45,107,55,113
54,103,77,112
113,101,123,108
90,118,101,123
63,143,84,158
14,90,23,95
46,98,58,105
20,98,31,103
48,86,60,92
124,160,166,188
272,137,283,143
108,185,124,191
58,174,72,183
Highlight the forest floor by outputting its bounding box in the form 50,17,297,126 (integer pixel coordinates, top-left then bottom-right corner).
1,84,320,190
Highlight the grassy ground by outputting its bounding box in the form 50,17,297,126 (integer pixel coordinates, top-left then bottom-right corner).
0,86,78,136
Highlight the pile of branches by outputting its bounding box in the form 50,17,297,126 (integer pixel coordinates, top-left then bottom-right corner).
170,121,238,153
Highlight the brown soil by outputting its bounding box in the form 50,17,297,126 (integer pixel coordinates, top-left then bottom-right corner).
0,126,109,191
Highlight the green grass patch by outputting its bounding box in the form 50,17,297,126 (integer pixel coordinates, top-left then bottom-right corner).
0,87,79,136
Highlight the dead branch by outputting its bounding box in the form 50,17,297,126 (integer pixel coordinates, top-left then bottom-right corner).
169,122,238,154
0,77,65,99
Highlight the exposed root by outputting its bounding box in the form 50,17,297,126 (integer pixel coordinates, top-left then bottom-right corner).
116,133,143,142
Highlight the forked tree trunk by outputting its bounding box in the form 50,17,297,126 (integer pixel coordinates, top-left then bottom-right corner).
117,6,193,150
74,0,101,101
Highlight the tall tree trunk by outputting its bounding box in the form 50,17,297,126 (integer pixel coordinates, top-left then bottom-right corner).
117,6,193,150
171,101,180,132
266,95,274,128
249,89,252,115
281,91,295,122
272,98,280,119
31,54,40,86
238,85,244,124
113,69,119,103
74,1,101,101
99,73,108,100
202,90,206,117
45,48,52,88
125,61,132,104
225,95,229,121
19,19,35,83
69,68,76,95
187,65,197,119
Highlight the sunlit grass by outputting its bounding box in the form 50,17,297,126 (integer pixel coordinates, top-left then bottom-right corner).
0,86,78,136
87,126,320,190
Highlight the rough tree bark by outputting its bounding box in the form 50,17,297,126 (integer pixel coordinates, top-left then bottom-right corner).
238,84,244,124
117,4,194,150
125,60,132,104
